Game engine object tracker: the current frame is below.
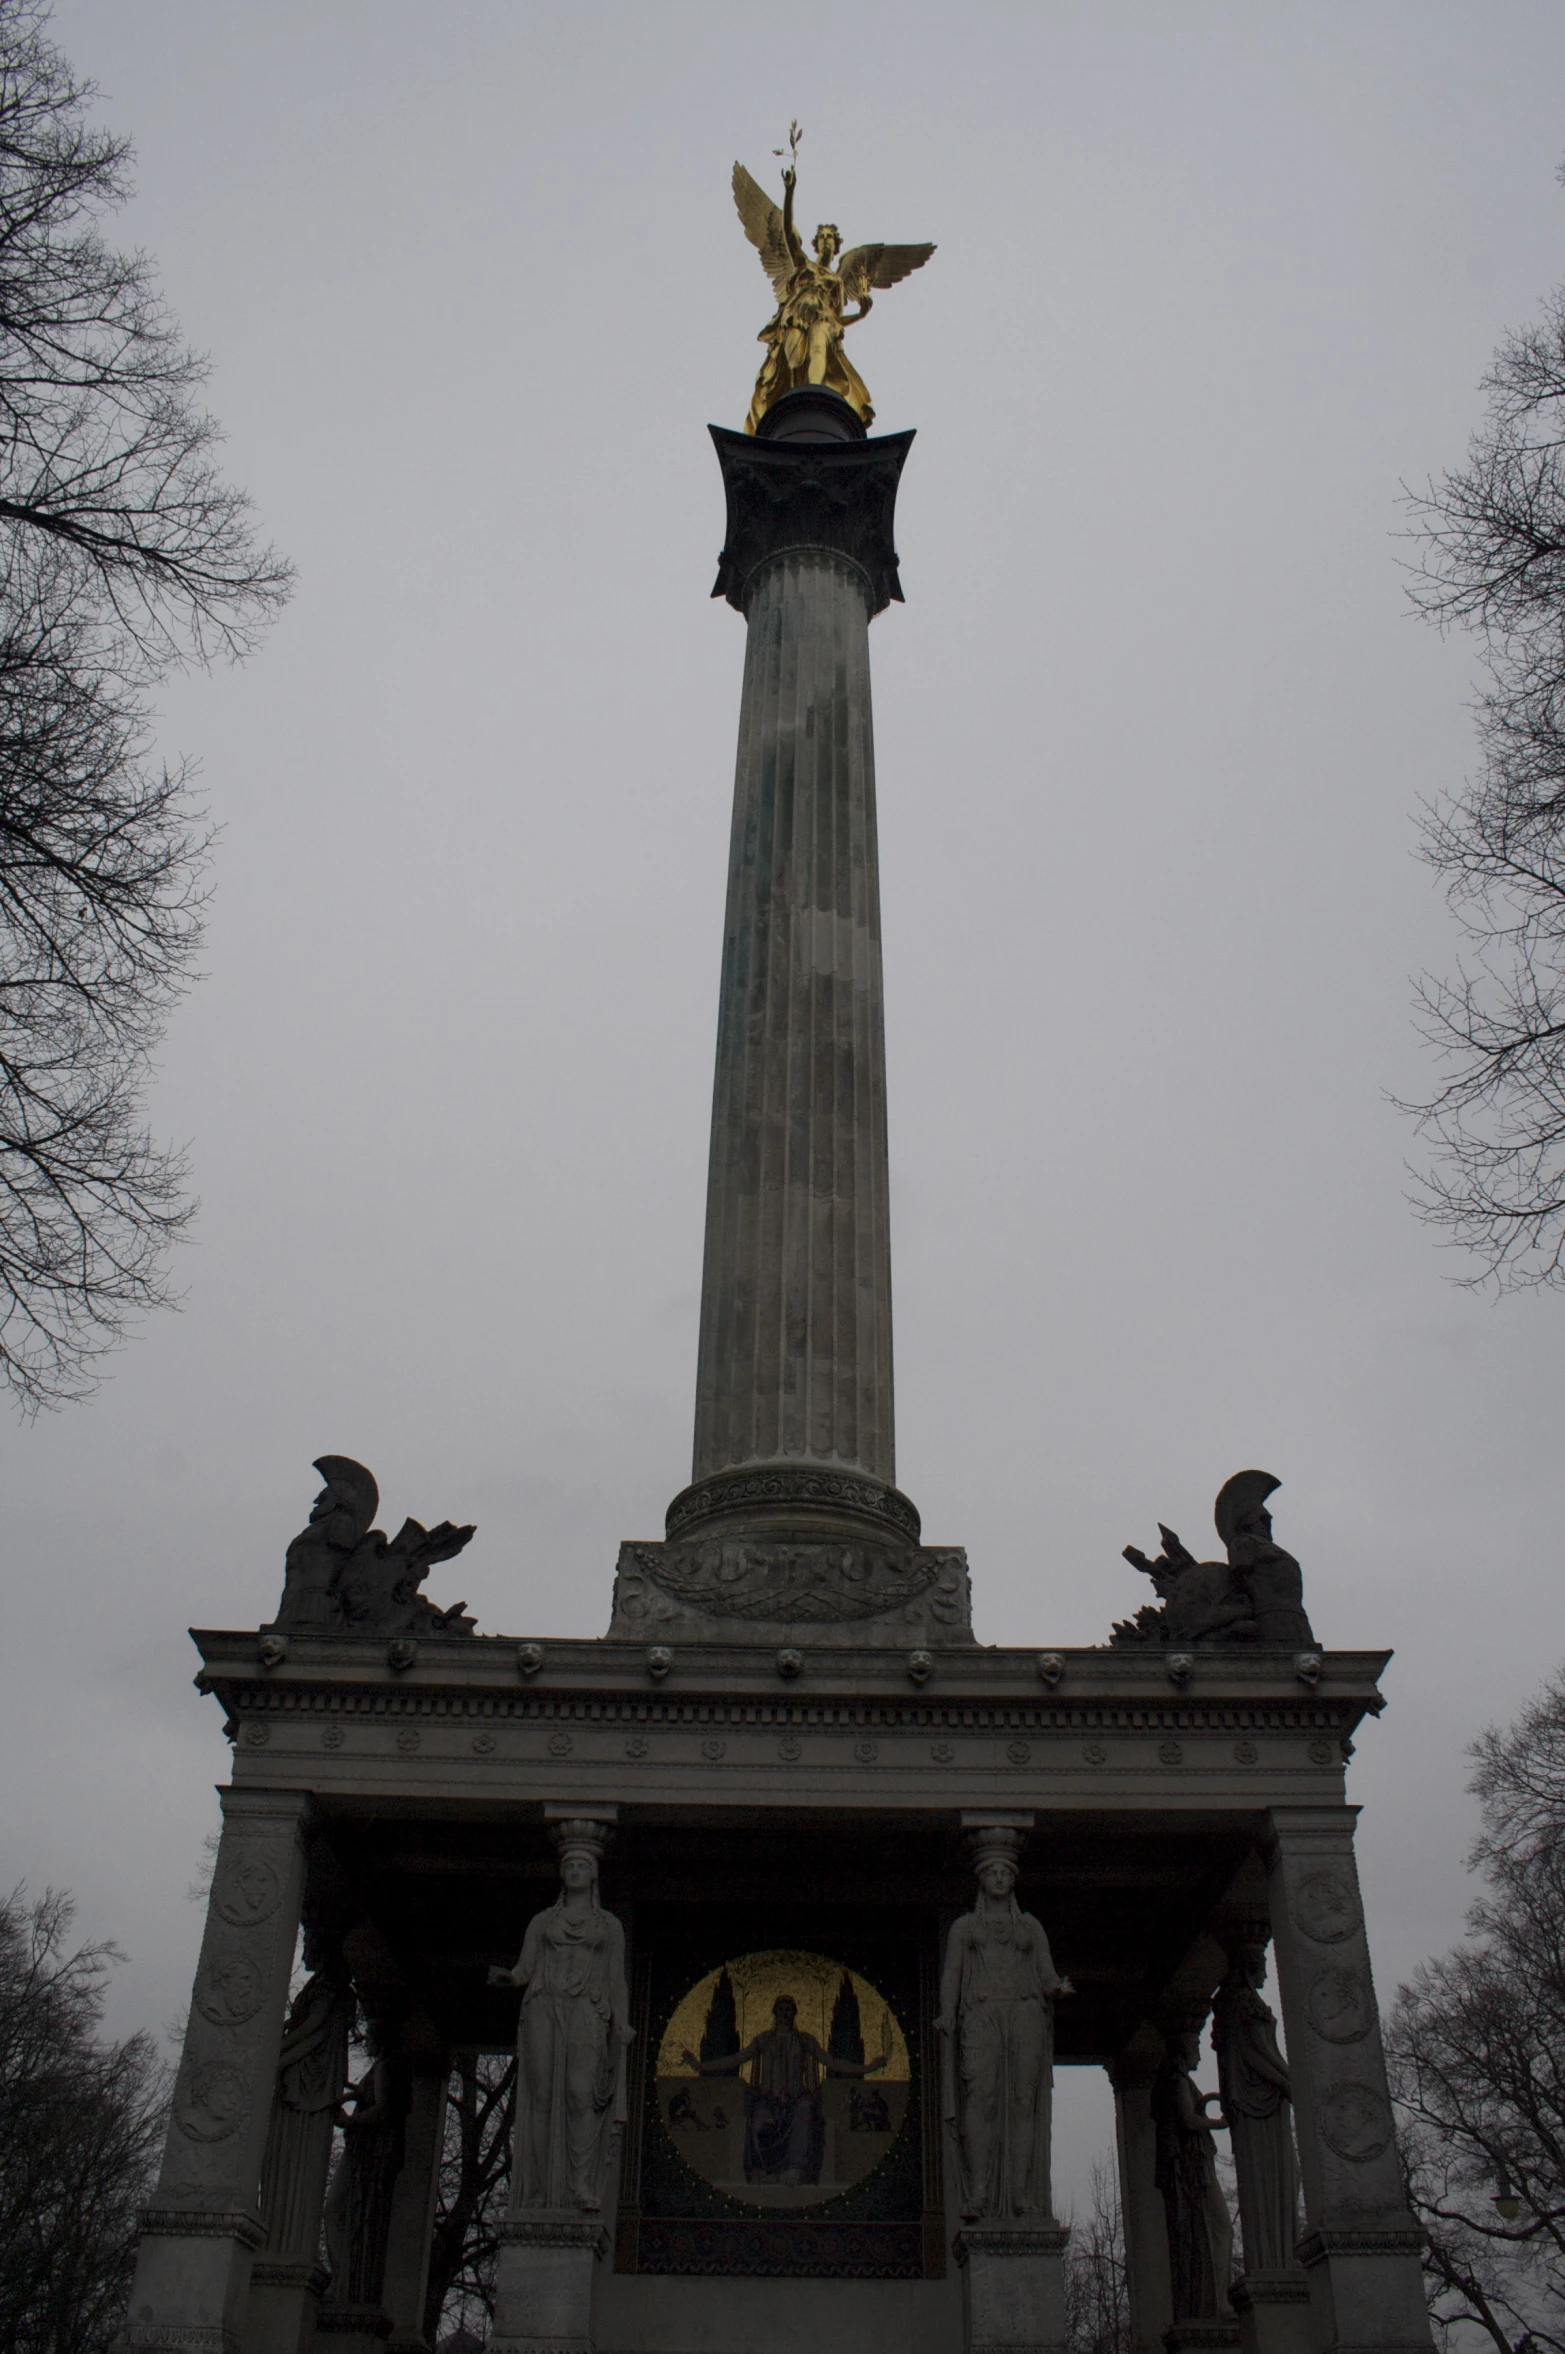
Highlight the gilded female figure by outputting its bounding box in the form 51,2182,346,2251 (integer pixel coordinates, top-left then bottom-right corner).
731,142,934,435
488,1821,632,2212
937,1831,1070,2221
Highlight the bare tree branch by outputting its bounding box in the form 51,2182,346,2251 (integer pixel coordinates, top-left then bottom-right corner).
0,1883,168,2353
0,1,290,1409
1387,1667,1565,2348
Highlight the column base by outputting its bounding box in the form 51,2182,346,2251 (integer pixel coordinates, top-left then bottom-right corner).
313,2308,392,2350
955,2222,1071,2354
490,2214,608,2354
244,2257,330,2354
1232,2271,1313,2354
1163,2324,1241,2354
1296,2223,1433,2354
116,2206,264,2354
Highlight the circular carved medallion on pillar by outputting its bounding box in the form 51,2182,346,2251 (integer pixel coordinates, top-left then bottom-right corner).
1319,2081,1393,2162
195,1950,266,2026
1305,1965,1374,2043
174,2060,248,2142
212,1854,282,1928
1291,1867,1362,1944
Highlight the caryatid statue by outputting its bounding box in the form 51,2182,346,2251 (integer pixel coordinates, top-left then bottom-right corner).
937,1824,1071,2222
1152,2018,1234,2320
488,1818,633,2213
732,123,934,434
1212,1936,1300,2275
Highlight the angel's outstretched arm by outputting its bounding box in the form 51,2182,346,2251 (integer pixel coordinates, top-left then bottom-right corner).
780,165,805,269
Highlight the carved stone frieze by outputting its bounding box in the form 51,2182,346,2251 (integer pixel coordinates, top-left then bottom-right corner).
666,1463,923,1545
608,1535,973,1644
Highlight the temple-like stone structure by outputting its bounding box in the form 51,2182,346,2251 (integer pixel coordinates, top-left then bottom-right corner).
120,381,1432,2354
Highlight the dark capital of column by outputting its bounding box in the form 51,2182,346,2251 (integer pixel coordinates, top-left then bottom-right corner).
669,387,921,1549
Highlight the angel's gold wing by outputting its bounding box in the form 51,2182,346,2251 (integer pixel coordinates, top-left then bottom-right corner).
837,242,937,304
732,163,794,295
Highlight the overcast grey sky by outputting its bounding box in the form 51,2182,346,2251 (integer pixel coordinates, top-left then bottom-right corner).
7,0,1565,2204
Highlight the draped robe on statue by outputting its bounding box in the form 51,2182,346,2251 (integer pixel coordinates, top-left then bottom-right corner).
737,2022,828,2185
513,1897,629,2210
942,1898,1062,2220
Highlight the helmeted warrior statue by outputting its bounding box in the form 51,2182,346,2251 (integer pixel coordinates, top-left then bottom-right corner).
1115,1469,1316,1649
269,1454,477,1637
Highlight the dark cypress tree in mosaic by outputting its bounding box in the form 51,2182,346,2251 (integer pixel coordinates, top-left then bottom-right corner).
698,1968,740,2064
827,1971,865,2068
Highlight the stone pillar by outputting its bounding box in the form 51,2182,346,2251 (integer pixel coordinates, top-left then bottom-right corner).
670,392,921,1550
1112,2054,1174,2354
122,1787,311,2354
243,1967,352,2354
381,2035,450,2354
1264,1809,1432,2354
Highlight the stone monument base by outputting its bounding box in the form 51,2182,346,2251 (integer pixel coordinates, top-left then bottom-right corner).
491,2215,609,2354
314,2305,392,2349
1231,2271,1313,2354
245,2256,330,2354
954,2224,1070,2354
1164,2322,1242,2354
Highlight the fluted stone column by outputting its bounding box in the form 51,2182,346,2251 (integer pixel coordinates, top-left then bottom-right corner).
696,542,893,1476
673,385,920,1548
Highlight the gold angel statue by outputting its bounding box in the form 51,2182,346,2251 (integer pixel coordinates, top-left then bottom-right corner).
732,139,934,434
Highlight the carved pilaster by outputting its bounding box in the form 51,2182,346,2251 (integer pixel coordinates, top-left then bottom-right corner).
122,1788,312,2354
1264,1808,1432,2353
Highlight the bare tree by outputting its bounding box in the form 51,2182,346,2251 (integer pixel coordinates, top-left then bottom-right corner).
1385,1668,1565,2353
1403,182,1565,1288
0,1885,167,2354
423,2049,517,2345
1066,2156,1132,2354
0,0,288,1408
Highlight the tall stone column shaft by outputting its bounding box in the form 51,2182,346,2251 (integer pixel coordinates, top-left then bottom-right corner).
123,1786,312,2354
694,544,893,1484
672,387,919,1547
1264,1807,1433,2354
